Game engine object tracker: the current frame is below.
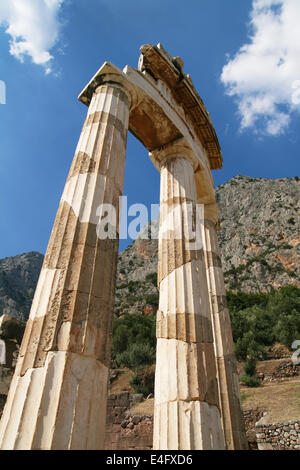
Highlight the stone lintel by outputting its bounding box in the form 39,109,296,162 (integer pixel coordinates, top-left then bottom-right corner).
139,43,223,170
77,61,216,199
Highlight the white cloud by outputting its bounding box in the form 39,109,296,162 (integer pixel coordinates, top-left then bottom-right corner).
221,0,300,136
0,0,65,73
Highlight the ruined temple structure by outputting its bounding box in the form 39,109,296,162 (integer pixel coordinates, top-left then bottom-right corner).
0,44,248,450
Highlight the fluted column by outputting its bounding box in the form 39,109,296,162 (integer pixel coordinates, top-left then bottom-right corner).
0,82,131,450
152,143,225,450
202,203,248,450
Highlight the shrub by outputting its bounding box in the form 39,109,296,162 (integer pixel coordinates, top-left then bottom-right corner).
146,272,158,286
240,357,260,387
234,332,266,362
130,365,155,396
128,281,138,293
115,343,155,369
116,283,129,290
145,293,159,307
227,291,268,313
228,286,300,358
111,313,156,366
240,374,261,388
280,243,293,250
273,310,300,347
243,357,257,376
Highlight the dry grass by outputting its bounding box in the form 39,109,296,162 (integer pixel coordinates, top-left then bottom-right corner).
109,368,134,394
131,380,300,422
130,398,154,415
241,378,300,423
109,365,300,424
237,359,289,376
256,359,287,376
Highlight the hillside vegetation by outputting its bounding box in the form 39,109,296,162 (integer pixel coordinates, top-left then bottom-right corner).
0,176,298,323
228,286,300,360
110,286,300,394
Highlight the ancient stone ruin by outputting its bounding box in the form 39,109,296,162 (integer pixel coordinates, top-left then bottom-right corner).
0,44,248,450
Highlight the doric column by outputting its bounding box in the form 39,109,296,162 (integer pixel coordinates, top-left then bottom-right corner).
152,142,225,450
202,203,248,450
0,82,131,450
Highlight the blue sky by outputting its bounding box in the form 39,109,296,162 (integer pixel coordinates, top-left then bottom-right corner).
0,0,299,258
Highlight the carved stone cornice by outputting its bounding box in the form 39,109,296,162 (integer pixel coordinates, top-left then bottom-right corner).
139,43,223,170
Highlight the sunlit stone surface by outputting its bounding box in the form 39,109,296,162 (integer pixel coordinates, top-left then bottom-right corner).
0,44,246,450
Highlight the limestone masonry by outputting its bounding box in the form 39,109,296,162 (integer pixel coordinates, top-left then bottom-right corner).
0,44,247,450
256,419,300,450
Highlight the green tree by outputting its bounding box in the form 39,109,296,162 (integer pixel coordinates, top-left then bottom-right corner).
129,365,155,396
111,313,156,365
228,286,300,358
115,343,156,369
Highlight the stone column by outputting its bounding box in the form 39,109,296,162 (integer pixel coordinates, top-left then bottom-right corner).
202,203,248,450
0,82,131,450
152,143,225,450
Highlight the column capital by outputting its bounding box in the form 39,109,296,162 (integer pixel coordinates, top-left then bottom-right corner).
149,138,199,171
78,62,140,110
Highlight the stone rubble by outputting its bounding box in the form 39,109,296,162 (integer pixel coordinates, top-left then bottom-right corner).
256,420,300,450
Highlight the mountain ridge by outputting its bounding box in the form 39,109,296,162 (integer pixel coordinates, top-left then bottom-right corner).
0,175,299,321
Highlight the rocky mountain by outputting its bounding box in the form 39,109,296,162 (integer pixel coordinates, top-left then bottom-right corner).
115,175,299,317
217,175,299,292
0,176,299,321
0,252,43,322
